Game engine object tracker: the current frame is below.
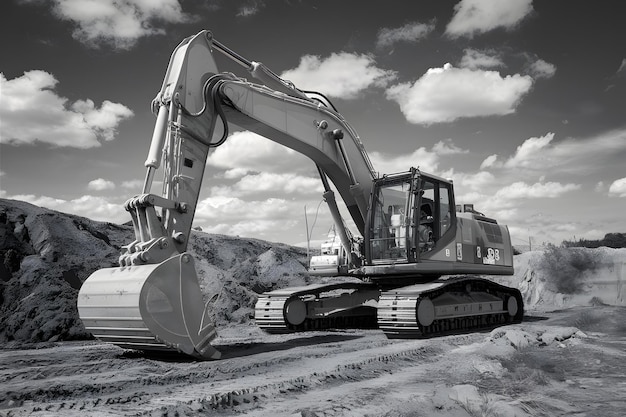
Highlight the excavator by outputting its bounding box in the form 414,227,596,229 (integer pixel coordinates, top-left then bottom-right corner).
77,30,523,360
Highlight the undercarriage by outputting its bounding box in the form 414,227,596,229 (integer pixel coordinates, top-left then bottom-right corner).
255,277,523,338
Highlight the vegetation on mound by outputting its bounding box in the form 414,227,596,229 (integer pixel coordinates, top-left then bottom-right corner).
538,244,600,294
561,232,626,249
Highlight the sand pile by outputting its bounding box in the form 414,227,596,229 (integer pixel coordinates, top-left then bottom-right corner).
0,199,131,344
492,246,626,311
0,199,308,345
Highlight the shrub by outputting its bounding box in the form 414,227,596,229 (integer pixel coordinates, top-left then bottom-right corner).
539,244,599,294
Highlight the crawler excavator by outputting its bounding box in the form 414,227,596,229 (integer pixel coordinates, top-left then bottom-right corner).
77,30,523,360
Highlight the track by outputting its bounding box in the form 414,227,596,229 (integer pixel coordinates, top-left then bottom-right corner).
1,307,625,416
255,277,523,338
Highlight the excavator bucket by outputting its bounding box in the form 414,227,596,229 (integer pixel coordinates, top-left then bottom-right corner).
77,253,221,360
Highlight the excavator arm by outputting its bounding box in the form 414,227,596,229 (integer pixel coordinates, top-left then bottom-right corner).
127,30,375,268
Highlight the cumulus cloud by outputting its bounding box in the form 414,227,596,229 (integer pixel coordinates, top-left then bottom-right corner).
369,147,439,176
121,179,144,190
376,21,436,48
0,70,133,148
432,139,469,155
87,178,116,191
459,49,504,70
31,0,193,49
206,131,312,175
487,129,626,174
210,173,323,198
503,132,555,169
480,154,499,170
447,171,496,192
194,195,304,238
446,0,534,38
203,219,299,238
608,178,626,197
281,53,397,99
7,193,126,223
528,58,557,79
233,173,322,195
495,181,581,200
196,196,292,221
385,63,533,125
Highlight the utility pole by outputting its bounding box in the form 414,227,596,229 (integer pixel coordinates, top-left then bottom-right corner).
304,205,310,267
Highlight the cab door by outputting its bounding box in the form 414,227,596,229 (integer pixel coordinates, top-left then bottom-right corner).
414,175,456,260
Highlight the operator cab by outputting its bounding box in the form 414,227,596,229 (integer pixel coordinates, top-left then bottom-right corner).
366,169,455,265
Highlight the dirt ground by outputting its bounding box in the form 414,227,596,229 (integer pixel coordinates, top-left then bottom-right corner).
1,306,625,417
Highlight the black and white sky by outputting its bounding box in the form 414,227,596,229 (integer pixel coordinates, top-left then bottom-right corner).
1,0,625,247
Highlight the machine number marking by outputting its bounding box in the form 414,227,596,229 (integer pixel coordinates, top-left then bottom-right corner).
482,247,500,264
445,249,451,257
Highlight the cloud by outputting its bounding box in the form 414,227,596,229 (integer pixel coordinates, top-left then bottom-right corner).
202,219,299,238
503,132,555,169
368,138,468,176
459,49,504,70
281,53,397,99
480,154,499,170
35,0,193,49
608,178,626,197
446,0,534,38
432,139,469,155
616,58,626,76
6,193,127,223
376,21,436,48
236,0,264,17
528,58,557,79
488,129,626,174
0,70,133,148
385,63,533,125
369,147,439,176
121,179,144,190
196,196,292,221
206,131,312,175
211,173,324,197
194,195,305,238
448,171,496,193
594,181,605,193
494,181,581,200
87,178,116,191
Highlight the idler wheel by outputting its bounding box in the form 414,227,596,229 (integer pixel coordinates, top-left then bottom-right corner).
416,298,435,327
507,296,519,317
285,298,307,325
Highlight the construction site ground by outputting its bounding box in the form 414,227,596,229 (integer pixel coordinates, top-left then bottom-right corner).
1,306,625,417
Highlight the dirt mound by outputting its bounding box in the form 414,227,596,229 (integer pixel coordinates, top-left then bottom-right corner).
0,199,131,344
492,246,626,311
0,199,309,345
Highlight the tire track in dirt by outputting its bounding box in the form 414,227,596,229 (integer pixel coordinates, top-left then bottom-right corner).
0,330,480,416
8,313,618,417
